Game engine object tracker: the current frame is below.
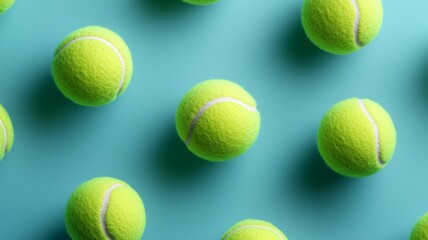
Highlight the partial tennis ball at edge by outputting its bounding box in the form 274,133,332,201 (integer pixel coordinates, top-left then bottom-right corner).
52,26,133,107
0,0,15,14
222,219,288,240
301,0,383,55
317,98,396,177
411,212,428,240
65,177,146,240
176,79,261,161
0,105,13,161
183,0,219,5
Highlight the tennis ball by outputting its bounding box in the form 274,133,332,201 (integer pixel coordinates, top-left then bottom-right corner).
301,0,383,55
317,98,396,177
176,79,261,161
52,26,133,107
0,105,13,161
0,0,15,14
183,0,218,5
65,177,146,240
411,213,428,240
222,219,288,240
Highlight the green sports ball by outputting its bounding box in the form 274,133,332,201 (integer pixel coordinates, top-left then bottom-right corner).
65,177,146,240
222,219,288,240
183,0,219,5
411,213,428,240
0,105,13,161
301,0,383,55
0,0,15,14
317,98,396,177
52,26,133,107
176,79,261,161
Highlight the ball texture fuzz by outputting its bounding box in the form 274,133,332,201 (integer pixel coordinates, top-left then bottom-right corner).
65,177,146,240
52,26,133,107
183,0,218,5
222,219,288,240
301,0,383,55
0,105,13,161
0,0,15,14
317,98,396,177
176,79,261,161
411,213,428,240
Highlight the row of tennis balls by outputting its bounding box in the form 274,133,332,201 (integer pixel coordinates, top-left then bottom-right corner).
63,177,428,239
1,0,384,55
0,70,400,179
48,25,396,178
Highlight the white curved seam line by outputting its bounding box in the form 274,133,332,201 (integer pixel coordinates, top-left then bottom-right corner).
358,99,382,165
56,36,126,96
0,118,6,153
185,97,258,145
100,183,124,240
351,0,363,47
223,225,285,240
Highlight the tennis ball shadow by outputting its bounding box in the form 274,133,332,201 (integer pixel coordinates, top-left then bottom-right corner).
278,14,333,68
153,124,215,182
419,56,428,101
25,71,89,129
39,222,69,240
292,142,352,195
139,0,190,14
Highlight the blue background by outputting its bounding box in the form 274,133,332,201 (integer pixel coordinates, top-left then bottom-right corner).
0,0,426,239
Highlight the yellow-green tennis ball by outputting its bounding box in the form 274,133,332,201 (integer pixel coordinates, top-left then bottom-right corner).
52,26,133,107
183,0,218,5
0,105,13,161
411,213,428,240
65,177,146,240
176,79,261,161
317,98,396,177
301,0,383,55
222,219,288,240
0,0,15,14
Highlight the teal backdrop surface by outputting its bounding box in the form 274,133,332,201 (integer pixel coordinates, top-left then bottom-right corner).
0,0,426,239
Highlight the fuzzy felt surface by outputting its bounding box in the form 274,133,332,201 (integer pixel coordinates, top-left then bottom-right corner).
0,105,14,161
317,98,396,177
0,0,15,14
52,26,133,107
411,213,428,240
176,79,261,161
183,0,219,5
65,177,146,240
301,0,383,55
222,219,288,240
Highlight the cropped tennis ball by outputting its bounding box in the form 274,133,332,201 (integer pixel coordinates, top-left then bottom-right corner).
65,177,146,240
411,213,428,240
222,219,288,240
0,0,15,14
0,105,13,161
317,98,396,177
52,26,133,107
301,0,383,55
176,79,261,161
183,0,218,5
